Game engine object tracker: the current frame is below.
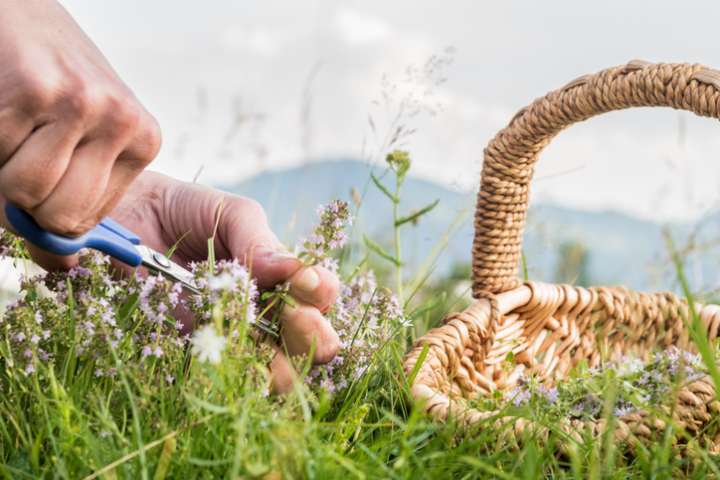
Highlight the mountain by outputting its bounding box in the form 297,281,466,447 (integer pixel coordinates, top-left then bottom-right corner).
219,159,719,292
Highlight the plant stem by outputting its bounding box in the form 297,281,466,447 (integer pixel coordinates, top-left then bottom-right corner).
393,175,403,303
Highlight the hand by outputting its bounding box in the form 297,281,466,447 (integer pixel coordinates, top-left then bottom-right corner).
0,0,161,236
112,171,342,393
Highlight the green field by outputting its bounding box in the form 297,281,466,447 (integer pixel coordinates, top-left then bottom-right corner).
1,151,720,480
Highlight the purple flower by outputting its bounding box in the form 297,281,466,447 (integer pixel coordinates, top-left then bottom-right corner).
302,200,352,261
614,404,636,417
506,386,531,407
539,385,559,404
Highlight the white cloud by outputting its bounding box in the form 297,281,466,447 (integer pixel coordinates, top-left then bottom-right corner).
334,8,392,46
220,26,286,56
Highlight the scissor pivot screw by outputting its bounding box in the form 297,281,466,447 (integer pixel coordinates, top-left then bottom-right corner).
152,252,171,268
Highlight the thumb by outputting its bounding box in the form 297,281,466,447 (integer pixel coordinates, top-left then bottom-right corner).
245,245,304,289
218,198,303,289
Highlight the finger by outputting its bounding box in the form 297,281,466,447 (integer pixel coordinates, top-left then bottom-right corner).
0,121,81,211
218,202,340,307
279,298,340,364
30,138,116,235
0,107,35,164
269,346,296,394
86,109,162,223
288,265,339,313
0,200,78,270
25,243,78,270
216,198,302,288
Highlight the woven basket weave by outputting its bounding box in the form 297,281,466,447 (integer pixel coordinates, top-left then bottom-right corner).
403,60,720,443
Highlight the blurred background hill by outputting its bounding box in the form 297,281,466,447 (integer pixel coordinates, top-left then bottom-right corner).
221,159,720,293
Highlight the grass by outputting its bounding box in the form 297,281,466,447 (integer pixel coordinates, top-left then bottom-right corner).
0,170,719,479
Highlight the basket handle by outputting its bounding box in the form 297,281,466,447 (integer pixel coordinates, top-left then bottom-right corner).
472,61,720,297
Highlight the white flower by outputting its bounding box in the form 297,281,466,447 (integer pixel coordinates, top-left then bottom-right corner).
190,325,227,364
615,356,644,376
208,272,235,291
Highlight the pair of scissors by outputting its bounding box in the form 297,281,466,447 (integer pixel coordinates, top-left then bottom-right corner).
4,203,279,338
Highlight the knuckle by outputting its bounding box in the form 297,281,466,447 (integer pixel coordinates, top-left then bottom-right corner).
236,197,268,223
103,93,141,134
123,110,162,168
138,111,162,161
13,70,58,113
59,77,93,119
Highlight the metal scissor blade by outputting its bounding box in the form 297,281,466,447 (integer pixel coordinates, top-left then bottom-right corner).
255,317,280,339
136,245,280,340
136,245,200,294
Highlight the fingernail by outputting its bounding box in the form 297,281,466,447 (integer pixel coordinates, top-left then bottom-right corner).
292,267,320,294
254,246,297,263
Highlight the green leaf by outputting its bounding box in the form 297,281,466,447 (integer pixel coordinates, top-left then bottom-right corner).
406,343,430,387
395,199,439,227
363,236,401,266
184,394,232,414
117,293,139,325
260,291,275,301
370,173,398,204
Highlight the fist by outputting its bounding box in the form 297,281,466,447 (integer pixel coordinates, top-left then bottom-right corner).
0,0,161,236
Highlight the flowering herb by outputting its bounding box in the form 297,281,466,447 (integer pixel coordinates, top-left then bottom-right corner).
300,200,352,265
294,200,407,394
500,346,708,421
305,271,407,393
0,197,403,404
0,226,28,260
189,259,259,327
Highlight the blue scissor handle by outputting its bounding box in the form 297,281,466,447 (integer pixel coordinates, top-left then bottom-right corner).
4,203,143,267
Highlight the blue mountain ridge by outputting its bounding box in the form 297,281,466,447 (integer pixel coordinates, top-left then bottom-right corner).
218,159,720,292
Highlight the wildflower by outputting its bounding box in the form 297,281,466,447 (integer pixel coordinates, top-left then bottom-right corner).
302,200,352,261
509,387,531,407
190,325,227,365
615,356,644,376
614,404,636,418
539,385,559,404
189,260,259,329
0,226,27,258
209,272,235,291
570,394,602,418
375,288,407,327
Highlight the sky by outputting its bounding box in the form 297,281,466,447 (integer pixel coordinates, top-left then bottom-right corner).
58,0,720,222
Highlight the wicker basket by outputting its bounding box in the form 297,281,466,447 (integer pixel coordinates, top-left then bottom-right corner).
403,60,720,443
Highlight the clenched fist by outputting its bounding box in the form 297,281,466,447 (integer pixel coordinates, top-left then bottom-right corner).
0,0,161,236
